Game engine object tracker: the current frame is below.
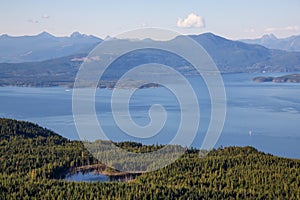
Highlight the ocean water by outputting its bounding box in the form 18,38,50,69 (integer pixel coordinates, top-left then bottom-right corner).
0,73,299,159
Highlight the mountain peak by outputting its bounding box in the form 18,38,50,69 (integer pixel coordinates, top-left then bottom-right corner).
187,32,217,38
0,34,10,38
261,34,277,40
37,31,55,38
70,32,88,38
104,35,119,41
188,32,230,44
240,33,300,52
199,32,218,37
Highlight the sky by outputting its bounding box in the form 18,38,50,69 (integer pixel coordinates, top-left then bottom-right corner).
0,0,300,39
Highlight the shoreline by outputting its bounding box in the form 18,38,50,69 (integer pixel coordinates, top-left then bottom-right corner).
253,73,300,83
1,71,299,89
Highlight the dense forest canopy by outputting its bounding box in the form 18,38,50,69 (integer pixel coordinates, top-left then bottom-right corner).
0,118,300,199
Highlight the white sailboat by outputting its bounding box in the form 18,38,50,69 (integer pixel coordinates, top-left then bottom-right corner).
249,130,252,136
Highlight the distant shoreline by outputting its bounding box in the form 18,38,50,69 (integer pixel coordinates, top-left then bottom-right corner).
253,74,300,83
1,72,300,88
0,80,160,89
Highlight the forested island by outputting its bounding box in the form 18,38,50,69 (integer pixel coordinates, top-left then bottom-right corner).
0,118,300,199
253,74,300,83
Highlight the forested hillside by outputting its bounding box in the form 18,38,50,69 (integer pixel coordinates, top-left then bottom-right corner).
0,118,299,199
1,33,300,87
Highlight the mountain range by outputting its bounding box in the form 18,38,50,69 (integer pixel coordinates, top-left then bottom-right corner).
0,32,300,87
0,32,102,63
241,34,300,52
189,33,300,72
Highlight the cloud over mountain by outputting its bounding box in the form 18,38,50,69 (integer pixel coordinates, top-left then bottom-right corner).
42,14,50,19
177,13,205,28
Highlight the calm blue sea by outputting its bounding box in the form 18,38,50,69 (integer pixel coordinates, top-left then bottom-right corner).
0,73,299,159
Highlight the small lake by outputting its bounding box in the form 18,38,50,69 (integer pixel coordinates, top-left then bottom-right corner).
0,73,300,159
65,172,109,182
65,171,141,182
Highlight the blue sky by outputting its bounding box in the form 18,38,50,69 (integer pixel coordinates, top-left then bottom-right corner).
1,0,299,39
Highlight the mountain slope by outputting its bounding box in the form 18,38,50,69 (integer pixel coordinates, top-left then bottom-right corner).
0,118,94,177
0,32,102,63
190,33,272,71
0,54,84,87
0,32,300,87
191,33,300,72
0,118,300,199
241,34,300,52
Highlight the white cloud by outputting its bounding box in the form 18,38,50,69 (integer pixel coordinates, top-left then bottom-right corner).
27,19,39,23
244,28,255,33
177,13,205,28
285,26,299,31
42,14,50,19
265,26,299,32
27,14,49,24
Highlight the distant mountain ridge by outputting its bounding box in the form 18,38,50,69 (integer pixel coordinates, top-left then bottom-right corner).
241,34,300,52
0,32,300,87
0,31,102,63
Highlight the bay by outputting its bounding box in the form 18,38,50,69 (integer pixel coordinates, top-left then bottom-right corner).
0,73,299,159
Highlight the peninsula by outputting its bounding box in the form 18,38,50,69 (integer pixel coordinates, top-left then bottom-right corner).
253,74,300,83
